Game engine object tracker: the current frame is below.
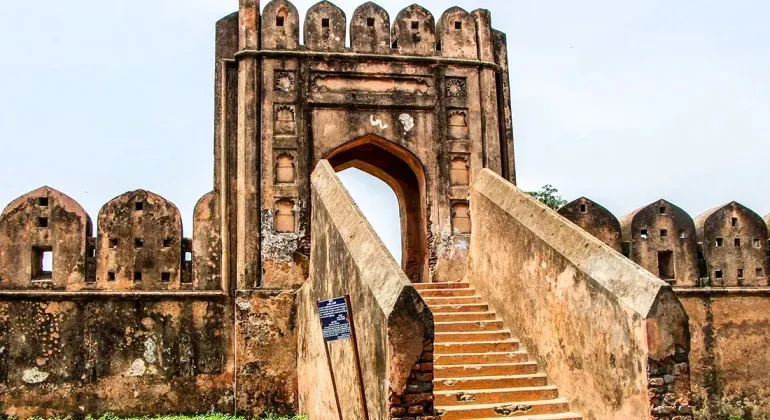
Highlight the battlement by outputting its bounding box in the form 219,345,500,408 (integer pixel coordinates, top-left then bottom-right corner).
0,186,220,292
220,0,506,63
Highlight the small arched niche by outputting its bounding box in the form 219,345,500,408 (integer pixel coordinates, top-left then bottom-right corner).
450,156,470,186
275,199,297,233
275,153,297,184
452,202,471,235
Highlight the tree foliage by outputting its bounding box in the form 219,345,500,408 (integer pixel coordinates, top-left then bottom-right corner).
528,184,567,210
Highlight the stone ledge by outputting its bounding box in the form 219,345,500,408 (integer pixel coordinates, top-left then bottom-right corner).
674,286,770,297
0,290,227,300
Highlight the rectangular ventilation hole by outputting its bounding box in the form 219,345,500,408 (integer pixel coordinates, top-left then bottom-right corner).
185,251,192,262
715,269,723,279
38,197,49,207
579,204,587,213
679,230,687,239
37,217,49,228
659,206,667,215
108,271,116,281
135,201,144,211
660,229,668,238
754,238,761,248
738,268,744,279
32,247,53,280
134,238,145,248
455,21,463,30
322,18,330,28
640,229,649,239
731,217,738,227
657,251,675,280
109,238,119,249
133,271,143,282
367,17,375,27
162,238,172,248
161,272,171,282
276,16,285,27
715,238,724,247
757,268,765,278
411,20,419,30
734,238,741,248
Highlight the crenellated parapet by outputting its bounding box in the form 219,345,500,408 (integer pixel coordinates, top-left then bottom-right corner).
558,196,770,288
252,0,503,63
0,188,223,292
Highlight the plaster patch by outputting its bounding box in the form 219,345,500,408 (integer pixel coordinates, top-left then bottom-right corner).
399,114,414,133
143,338,157,363
237,300,252,311
126,359,146,376
22,367,49,384
370,115,389,130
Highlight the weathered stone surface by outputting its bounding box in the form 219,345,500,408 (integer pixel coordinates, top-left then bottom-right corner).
0,187,91,290
297,161,433,420
559,197,623,253
621,199,700,287
695,201,769,287
466,169,691,419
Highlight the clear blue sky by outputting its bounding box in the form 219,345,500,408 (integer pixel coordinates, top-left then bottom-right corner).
2,0,769,260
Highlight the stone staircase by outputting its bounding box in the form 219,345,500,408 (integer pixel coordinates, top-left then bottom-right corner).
414,282,582,420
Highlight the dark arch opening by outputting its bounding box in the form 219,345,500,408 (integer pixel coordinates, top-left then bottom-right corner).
325,134,428,283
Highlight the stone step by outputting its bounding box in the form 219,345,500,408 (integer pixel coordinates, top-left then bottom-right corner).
467,413,582,420
435,373,548,391
436,398,572,420
431,303,489,313
435,320,505,333
424,296,484,305
413,282,470,290
435,362,539,378
434,311,497,322
435,330,513,343
434,351,529,365
435,386,560,406
418,288,477,298
435,340,520,354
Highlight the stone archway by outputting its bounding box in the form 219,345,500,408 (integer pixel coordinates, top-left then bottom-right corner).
325,134,428,283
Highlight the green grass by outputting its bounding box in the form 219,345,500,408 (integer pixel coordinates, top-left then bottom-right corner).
26,413,307,420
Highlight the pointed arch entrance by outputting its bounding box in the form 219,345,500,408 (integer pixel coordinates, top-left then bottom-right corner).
324,134,428,283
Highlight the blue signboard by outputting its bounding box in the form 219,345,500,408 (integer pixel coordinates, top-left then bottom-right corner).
317,297,351,342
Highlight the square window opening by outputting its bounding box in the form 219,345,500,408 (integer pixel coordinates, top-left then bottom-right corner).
715,237,724,247
366,17,375,27
738,268,744,279
579,204,587,213
659,206,667,215
757,268,765,278
109,238,119,249
107,272,116,281
134,238,144,248
321,18,330,28
135,201,144,211
276,16,285,27
640,229,649,239
161,272,171,282
32,247,53,280
455,21,463,30
715,269,723,280
411,20,419,30
162,238,172,248
133,271,142,282
37,217,49,228
660,229,668,238
735,238,741,248
732,217,738,227
38,197,49,207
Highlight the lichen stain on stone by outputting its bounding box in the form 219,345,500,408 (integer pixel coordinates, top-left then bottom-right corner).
144,338,157,364
22,367,49,384
261,200,308,262
126,359,147,377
